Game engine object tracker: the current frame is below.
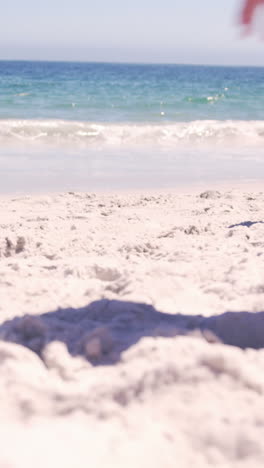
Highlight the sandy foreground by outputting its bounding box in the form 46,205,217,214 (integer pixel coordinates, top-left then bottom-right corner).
1,187,264,467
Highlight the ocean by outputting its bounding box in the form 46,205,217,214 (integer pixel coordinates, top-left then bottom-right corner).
1,60,264,192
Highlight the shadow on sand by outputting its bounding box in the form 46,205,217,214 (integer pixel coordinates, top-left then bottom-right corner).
0,299,264,365
229,221,264,229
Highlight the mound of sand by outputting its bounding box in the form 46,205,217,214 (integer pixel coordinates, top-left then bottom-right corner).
1,188,264,467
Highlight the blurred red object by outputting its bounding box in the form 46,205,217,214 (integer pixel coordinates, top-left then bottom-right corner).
241,0,264,26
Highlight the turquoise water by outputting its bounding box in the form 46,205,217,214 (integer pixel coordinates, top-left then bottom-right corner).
0,61,264,192
1,61,264,122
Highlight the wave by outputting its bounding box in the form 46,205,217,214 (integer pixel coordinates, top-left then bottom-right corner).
1,119,264,148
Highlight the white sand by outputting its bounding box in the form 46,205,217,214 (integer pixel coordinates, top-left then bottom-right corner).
1,187,264,467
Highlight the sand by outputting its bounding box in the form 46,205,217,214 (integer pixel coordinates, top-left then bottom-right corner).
1,187,264,467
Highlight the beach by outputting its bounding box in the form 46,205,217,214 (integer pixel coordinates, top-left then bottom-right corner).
1,186,264,467
1,60,264,467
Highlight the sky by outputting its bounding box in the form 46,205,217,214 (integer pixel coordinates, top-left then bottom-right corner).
1,0,264,65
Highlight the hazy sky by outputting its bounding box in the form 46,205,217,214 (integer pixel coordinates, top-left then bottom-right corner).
1,0,264,65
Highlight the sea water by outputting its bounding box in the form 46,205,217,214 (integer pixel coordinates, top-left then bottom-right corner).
0,61,264,192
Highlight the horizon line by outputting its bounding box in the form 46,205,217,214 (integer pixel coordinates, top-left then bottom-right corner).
0,58,264,69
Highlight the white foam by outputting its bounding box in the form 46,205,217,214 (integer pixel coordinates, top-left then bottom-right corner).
1,119,264,148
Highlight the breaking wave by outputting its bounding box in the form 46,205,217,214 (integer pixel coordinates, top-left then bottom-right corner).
1,119,264,148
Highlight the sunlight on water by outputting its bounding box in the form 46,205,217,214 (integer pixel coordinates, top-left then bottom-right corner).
0,61,264,192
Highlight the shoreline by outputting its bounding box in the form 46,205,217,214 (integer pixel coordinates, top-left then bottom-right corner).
1,178,263,198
